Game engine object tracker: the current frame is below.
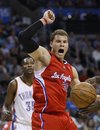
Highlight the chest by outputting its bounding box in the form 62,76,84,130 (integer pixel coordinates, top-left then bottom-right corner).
42,58,73,84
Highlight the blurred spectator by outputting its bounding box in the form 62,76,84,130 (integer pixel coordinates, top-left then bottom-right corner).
0,65,10,82
73,58,84,74
86,119,96,130
7,57,22,78
93,110,100,128
92,35,100,49
92,44,100,69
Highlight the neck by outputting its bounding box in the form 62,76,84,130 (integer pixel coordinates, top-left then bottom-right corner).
50,51,64,62
20,75,34,86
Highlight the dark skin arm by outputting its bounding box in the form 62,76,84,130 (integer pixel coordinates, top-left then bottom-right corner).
80,76,100,114
80,95,100,114
85,76,100,86
1,80,17,121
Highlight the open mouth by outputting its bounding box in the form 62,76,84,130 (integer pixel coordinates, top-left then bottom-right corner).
58,49,64,53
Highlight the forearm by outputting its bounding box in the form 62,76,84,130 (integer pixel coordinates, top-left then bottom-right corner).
2,105,11,113
18,10,55,53
18,13,50,40
97,95,100,102
18,20,43,39
85,76,100,86
1,106,12,121
18,20,43,53
18,10,55,40
95,76,100,84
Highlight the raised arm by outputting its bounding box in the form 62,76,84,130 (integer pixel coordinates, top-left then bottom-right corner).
18,10,55,65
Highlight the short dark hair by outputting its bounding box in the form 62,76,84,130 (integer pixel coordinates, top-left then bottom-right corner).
21,57,34,65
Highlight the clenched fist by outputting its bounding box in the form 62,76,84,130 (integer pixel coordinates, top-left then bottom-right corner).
40,10,55,25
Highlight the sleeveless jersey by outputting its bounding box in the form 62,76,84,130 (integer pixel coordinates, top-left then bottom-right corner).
33,54,73,114
13,77,34,125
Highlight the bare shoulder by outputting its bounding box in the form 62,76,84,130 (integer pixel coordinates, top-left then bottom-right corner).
72,66,78,75
8,79,17,93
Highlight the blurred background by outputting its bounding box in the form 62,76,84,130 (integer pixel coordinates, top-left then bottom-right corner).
0,0,100,129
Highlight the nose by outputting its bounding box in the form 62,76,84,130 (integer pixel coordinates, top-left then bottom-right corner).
27,63,34,67
60,42,64,47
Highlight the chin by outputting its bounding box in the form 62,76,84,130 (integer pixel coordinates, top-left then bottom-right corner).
28,72,33,74
57,55,64,61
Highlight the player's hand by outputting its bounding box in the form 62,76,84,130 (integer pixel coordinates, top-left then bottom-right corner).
40,10,55,25
85,77,96,87
1,111,12,121
71,110,88,119
80,99,100,114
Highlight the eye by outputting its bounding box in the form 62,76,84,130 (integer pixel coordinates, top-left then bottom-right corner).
63,40,67,43
56,40,61,43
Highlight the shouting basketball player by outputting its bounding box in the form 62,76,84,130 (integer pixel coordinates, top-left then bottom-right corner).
1,57,35,130
18,10,100,130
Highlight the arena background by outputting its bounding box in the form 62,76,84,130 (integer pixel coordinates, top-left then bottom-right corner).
0,0,100,129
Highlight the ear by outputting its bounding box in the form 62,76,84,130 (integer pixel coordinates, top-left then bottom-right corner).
50,41,53,48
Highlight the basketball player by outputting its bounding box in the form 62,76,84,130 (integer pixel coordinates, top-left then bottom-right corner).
18,10,100,130
1,57,35,130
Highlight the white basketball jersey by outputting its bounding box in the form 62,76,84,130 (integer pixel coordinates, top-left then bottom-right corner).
13,77,34,125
